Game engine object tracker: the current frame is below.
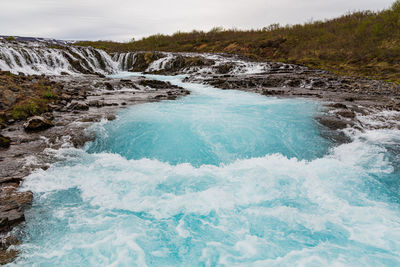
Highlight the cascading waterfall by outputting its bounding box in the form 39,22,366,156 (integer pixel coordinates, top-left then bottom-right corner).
0,41,118,75
0,41,298,76
112,52,138,71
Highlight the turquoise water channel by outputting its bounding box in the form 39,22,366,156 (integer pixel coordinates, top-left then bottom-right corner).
15,74,400,266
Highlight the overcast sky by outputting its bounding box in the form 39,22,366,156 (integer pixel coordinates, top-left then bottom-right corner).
0,0,395,41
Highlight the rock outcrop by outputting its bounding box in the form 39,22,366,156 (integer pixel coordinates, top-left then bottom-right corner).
23,116,54,132
0,182,33,265
0,134,11,148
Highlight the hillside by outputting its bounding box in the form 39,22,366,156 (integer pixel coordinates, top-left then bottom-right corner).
80,1,400,83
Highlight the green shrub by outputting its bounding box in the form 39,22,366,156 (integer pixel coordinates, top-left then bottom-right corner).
5,36,16,41
43,89,58,99
11,99,47,120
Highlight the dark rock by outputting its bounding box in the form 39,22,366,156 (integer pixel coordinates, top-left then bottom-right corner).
139,80,180,89
60,71,69,75
262,89,284,96
70,133,95,148
336,110,356,119
106,114,116,121
105,82,114,90
286,79,302,87
60,93,73,101
312,80,326,88
215,63,235,74
68,102,89,111
131,52,165,72
154,55,215,74
330,103,348,109
23,116,54,132
0,135,11,148
154,94,167,99
0,182,33,232
317,116,351,130
88,100,104,108
0,245,19,265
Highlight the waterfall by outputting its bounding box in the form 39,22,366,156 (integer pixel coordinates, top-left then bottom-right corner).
112,52,137,71
0,40,119,75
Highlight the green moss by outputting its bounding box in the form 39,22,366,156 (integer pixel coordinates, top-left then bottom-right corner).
43,89,58,99
11,98,48,120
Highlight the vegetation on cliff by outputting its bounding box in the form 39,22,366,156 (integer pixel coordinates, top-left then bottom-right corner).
76,1,400,83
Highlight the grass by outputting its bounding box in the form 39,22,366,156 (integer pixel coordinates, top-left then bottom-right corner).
11,89,58,120
0,71,61,122
11,98,48,120
76,1,400,82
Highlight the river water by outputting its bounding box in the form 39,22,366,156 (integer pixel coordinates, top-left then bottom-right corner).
14,74,400,266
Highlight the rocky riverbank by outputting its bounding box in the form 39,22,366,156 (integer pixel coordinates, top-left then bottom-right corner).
0,72,189,264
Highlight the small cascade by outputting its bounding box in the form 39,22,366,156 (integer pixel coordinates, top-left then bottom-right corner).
146,53,174,72
0,41,118,75
112,52,137,71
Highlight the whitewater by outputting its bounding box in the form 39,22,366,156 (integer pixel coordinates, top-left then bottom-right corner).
5,72,398,266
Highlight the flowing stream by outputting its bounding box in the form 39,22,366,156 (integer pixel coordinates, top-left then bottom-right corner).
12,73,400,266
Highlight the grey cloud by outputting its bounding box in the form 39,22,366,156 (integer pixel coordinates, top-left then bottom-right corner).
0,0,395,41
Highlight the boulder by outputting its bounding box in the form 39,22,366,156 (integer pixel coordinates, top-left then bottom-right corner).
68,102,89,111
215,63,235,74
139,80,180,89
104,82,114,90
23,116,54,132
88,100,104,108
0,135,11,148
317,116,352,130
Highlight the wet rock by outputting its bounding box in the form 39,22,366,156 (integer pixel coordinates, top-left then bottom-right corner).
336,110,356,119
0,182,33,264
215,63,235,74
312,80,326,88
131,52,165,72
60,93,73,101
70,133,95,148
317,116,352,130
0,135,11,148
23,116,54,132
286,79,302,87
68,102,89,111
155,55,215,74
0,245,19,265
88,100,104,108
329,103,348,109
0,183,33,232
262,89,284,96
104,82,114,90
139,80,180,89
106,114,116,121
